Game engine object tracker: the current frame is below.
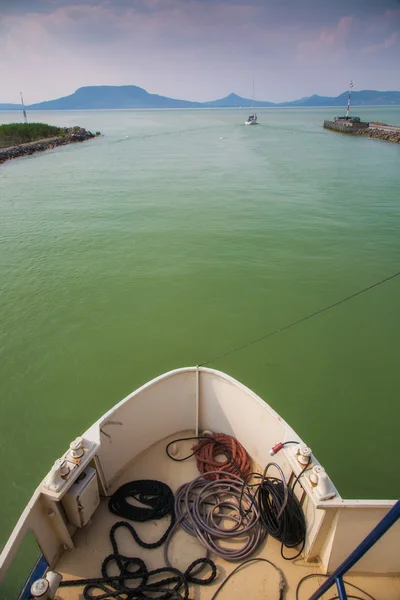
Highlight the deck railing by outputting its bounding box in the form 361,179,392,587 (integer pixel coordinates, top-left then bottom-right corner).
309,500,400,600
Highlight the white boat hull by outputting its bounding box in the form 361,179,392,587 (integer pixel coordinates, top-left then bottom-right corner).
0,367,399,598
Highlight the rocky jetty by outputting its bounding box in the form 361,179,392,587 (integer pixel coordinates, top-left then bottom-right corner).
323,117,400,143
0,127,99,164
356,127,400,143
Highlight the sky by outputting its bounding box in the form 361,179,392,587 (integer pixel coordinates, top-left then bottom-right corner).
0,0,399,104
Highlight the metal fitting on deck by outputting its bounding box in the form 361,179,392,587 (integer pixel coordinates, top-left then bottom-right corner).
30,571,61,599
309,465,336,501
69,437,84,459
297,446,312,465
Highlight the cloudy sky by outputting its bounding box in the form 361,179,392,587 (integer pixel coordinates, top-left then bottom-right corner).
1,0,399,103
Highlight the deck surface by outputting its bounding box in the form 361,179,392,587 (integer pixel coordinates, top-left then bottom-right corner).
55,431,400,599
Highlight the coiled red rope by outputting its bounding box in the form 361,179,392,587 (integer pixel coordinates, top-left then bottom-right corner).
192,433,252,481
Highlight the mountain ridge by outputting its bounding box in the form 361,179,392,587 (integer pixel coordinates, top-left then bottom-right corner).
1,86,400,110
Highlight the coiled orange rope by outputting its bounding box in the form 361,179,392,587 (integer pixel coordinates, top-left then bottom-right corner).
192,433,252,481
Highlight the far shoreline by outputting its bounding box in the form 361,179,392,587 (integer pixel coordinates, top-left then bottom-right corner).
1,104,400,113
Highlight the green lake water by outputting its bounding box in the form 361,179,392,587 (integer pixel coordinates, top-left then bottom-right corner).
1,107,399,559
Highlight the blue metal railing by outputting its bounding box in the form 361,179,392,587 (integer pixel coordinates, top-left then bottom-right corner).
17,554,48,600
309,500,400,600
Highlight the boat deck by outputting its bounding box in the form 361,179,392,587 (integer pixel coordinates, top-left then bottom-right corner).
56,431,400,599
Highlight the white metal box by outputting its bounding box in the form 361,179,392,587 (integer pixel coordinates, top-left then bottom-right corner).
61,466,99,527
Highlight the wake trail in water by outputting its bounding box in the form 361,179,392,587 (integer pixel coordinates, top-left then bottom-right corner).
264,124,326,136
112,124,224,144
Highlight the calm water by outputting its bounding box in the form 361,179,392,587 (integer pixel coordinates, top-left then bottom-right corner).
1,107,400,553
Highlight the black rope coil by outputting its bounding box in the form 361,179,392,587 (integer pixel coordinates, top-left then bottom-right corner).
256,463,307,559
60,520,217,599
108,480,176,548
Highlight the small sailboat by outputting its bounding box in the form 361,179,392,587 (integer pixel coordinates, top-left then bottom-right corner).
245,79,258,125
245,113,258,125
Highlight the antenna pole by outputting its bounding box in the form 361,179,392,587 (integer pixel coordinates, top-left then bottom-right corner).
345,80,353,120
20,92,27,124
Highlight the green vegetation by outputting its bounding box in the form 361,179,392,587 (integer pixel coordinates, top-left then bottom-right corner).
0,122,64,149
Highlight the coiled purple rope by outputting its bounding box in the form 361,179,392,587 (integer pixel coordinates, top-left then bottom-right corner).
173,471,266,561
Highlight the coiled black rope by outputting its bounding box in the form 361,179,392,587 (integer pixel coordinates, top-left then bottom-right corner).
255,462,308,560
108,480,175,548
60,520,217,599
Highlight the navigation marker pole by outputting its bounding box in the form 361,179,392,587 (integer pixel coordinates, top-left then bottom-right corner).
20,92,27,124
345,80,353,120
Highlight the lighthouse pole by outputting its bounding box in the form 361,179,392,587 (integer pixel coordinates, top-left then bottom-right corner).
20,92,27,124
345,80,353,120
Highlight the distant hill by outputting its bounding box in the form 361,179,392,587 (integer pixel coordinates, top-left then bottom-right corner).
1,86,399,110
204,93,275,108
0,103,21,110
28,86,202,110
281,90,400,107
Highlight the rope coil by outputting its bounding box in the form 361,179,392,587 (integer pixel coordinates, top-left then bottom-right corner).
167,433,253,481
60,519,217,599
192,433,252,481
255,463,307,560
108,480,176,548
175,471,266,561
166,436,308,561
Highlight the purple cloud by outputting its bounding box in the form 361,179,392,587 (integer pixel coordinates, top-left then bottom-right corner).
0,0,399,104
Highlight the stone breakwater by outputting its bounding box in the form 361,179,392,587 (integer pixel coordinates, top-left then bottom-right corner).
323,120,400,143
0,127,99,164
356,127,400,143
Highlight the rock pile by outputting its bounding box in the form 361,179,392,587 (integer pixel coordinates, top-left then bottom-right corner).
357,128,400,143
0,127,99,164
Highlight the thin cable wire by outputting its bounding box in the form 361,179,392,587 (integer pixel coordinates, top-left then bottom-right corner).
209,557,286,600
296,572,377,600
199,270,400,366
291,457,312,493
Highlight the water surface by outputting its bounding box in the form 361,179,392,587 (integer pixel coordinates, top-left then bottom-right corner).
1,107,399,554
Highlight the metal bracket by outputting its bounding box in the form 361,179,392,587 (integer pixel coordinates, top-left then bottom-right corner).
100,421,122,440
